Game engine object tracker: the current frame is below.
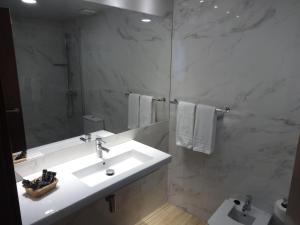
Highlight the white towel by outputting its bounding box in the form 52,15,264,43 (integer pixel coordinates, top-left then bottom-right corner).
128,93,140,129
139,95,154,127
193,104,217,154
176,101,196,149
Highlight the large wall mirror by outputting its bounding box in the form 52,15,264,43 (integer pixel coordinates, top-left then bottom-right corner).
1,0,173,149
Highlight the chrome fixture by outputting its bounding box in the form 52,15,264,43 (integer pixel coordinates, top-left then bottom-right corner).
64,33,76,118
169,99,179,104
80,133,92,142
125,92,166,102
106,168,115,176
242,195,252,213
170,98,230,118
52,33,77,118
96,138,110,160
105,194,116,213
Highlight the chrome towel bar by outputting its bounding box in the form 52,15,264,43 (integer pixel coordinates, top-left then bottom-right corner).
170,98,230,115
125,92,166,102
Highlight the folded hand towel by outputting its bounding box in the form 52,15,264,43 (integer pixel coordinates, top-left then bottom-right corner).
128,93,140,129
139,95,154,127
176,101,196,149
193,104,217,154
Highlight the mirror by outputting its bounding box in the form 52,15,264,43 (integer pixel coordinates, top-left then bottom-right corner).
1,0,172,149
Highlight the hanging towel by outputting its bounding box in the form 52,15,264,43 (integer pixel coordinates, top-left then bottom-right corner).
176,101,196,149
128,93,140,129
139,95,154,127
193,104,217,154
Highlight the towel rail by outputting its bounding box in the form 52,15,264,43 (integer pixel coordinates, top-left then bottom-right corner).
125,92,166,102
170,98,230,117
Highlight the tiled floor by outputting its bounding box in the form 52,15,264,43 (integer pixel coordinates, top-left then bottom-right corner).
135,203,206,225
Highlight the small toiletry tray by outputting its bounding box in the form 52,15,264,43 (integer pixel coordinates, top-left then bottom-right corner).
12,153,27,164
24,178,58,198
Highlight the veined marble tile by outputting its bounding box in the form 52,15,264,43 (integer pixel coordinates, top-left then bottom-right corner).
12,17,83,148
65,7,172,133
169,0,300,221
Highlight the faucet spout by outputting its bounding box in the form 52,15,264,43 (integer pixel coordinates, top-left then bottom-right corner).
96,138,110,159
242,195,252,212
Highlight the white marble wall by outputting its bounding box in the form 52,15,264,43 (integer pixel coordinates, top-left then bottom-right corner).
12,18,83,148
67,7,172,133
169,0,300,222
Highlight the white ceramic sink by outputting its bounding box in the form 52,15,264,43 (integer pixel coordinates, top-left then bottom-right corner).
16,139,171,225
208,199,271,225
73,150,153,187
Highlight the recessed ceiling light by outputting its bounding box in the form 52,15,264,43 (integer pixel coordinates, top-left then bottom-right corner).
214,5,219,9
236,15,240,18
199,0,205,3
141,18,151,23
226,11,230,14
21,0,37,4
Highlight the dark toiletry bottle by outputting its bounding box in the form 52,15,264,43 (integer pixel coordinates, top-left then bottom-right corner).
42,169,47,181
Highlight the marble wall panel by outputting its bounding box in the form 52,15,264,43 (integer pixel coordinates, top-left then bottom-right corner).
67,8,172,133
168,0,300,221
12,18,83,148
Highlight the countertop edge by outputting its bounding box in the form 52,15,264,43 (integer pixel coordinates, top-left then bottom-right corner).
32,155,171,225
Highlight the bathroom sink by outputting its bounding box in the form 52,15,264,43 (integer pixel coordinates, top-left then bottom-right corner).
228,207,255,225
16,140,171,225
72,150,153,187
208,199,271,225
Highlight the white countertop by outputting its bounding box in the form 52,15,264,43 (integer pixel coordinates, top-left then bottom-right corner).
16,137,171,225
22,130,114,161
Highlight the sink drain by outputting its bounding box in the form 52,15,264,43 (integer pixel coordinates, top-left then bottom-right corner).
106,169,115,176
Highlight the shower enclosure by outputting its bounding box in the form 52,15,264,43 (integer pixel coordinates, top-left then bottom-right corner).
12,19,84,148
53,33,77,119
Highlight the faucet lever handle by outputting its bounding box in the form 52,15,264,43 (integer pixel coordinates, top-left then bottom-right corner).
80,133,92,142
96,137,105,145
85,133,92,140
246,195,252,201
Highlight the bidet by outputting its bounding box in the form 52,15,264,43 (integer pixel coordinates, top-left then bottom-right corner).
208,198,271,225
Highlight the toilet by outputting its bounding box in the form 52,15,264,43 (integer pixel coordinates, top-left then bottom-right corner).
271,199,287,225
83,115,105,133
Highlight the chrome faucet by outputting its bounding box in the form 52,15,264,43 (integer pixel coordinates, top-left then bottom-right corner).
80,133,92,142
96,138,110,159
242,195,252,212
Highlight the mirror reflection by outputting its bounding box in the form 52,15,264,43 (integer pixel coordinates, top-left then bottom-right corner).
2,0,172,149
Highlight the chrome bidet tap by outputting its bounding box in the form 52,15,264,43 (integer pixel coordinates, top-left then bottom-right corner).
242,195,252,213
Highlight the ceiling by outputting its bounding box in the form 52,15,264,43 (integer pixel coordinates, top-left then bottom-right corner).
85,0,173,16
0,0,105,21
0,0,172,21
